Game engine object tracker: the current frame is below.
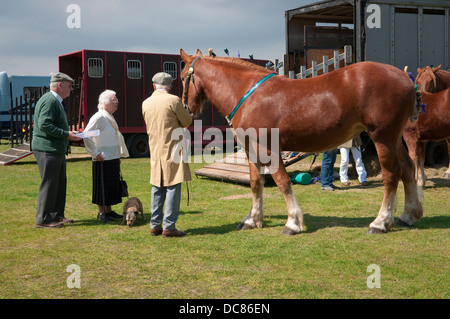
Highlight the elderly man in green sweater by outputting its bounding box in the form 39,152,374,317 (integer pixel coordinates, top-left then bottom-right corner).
31,72,82,228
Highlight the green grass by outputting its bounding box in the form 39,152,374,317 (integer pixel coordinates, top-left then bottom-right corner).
0,141,448,299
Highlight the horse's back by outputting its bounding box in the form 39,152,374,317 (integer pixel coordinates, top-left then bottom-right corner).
273,61,415,152
281,61,413,102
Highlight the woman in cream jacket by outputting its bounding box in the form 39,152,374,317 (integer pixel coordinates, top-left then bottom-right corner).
83,90,129,221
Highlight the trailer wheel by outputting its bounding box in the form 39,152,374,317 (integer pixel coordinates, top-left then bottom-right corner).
425,141,448,166
128,134,150,158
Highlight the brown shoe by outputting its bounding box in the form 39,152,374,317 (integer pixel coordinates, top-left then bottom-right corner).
361,181,369,186
341,182,350,186
35,221,64,229
54,217,74,224
150,228,163,236
162,229,186,238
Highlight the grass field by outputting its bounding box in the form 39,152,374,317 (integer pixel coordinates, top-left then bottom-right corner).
0,141,448,299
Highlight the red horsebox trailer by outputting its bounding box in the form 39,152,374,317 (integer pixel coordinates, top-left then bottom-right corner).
58,49,270,157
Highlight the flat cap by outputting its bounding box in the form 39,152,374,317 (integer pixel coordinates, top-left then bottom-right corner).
51,72,74,83
152,72,173,85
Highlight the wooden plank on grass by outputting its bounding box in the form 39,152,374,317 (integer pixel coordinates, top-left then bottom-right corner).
194,150,317,185
0,143,33,165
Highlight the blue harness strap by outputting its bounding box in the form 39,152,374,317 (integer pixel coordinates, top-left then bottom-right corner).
226,73,277,126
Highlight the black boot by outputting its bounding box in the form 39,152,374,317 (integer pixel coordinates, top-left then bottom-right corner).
97,213,114,222
108,211,123,219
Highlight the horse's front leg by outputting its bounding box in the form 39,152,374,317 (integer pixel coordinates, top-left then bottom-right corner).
270,160,304,235
238,161,265,230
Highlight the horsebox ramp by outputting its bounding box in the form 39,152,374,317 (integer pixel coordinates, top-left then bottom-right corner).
0,143,33,165
194,150,316,185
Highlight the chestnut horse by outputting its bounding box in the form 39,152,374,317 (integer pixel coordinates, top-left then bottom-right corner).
180,49,423,234
406,65,450,185
416,65,450,93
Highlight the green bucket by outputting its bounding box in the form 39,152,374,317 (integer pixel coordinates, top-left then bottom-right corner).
290,172,312,185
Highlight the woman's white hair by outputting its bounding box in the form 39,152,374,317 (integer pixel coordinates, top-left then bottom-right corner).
98,89,116,110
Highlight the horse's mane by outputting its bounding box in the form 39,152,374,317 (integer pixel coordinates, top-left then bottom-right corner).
203,55,269,72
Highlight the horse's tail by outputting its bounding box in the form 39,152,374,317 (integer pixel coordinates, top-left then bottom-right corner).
404,66,422,123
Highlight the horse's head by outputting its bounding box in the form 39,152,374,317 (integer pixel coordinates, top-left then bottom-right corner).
180,49,208,115
416,65,441,92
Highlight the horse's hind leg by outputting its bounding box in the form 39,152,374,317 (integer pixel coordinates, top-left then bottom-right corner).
238,161,265,230
368,141,402,234
270,160,304,235
397,141,424,227
369,139,423,233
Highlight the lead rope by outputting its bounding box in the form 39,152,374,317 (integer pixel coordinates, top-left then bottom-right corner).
186,181,190,206
309,154,318,169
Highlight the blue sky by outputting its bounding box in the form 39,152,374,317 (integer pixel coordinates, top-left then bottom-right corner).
0,0,316,76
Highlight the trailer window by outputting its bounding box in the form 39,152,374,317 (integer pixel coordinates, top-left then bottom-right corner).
163,62,177,80
395,8,418,14
127,60,142,79
88,58,104,78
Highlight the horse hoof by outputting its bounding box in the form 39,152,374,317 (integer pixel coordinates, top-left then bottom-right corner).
443,173,450,179
367,227,386,234
282,227,299,236
237,222,244,230
395,218,412,227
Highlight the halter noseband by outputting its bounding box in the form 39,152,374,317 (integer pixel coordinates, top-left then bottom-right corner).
182,56,202,109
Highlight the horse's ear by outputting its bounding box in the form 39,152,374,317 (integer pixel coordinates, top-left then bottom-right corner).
434,65,441,72
180,49,192,63
196,49,203,56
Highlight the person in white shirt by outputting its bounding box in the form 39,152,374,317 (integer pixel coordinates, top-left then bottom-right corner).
338,135,369,187
83,90,129,221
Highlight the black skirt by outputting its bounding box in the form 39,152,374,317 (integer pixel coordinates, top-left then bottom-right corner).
92,159,122,206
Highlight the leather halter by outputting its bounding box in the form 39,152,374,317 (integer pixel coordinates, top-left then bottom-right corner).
182,56,201,109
